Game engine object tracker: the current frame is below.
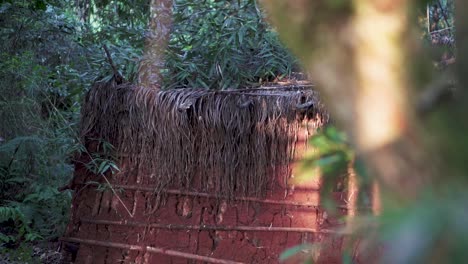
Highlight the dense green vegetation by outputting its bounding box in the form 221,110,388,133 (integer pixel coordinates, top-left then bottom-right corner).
0,0,84,246
0,0,296,260
165,0,297,89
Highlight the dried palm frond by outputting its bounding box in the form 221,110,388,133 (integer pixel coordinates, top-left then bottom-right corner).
80,82,327,198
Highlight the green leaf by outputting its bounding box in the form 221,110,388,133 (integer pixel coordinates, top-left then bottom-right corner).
309,134,331,150
98,161,110,175
354,157,370,182
25,232,43,242
33,0,46,11
0,233,14,243
315,154,343,168
238,26,245,45
279,244,313,262
109,162,120,173
6,177,30,184
325,126,347,143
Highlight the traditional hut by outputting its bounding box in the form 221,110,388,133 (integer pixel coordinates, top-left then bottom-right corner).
60,79,352,263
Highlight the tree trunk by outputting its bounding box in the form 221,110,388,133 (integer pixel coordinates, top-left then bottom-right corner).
259,1,438,200
138,0,173,89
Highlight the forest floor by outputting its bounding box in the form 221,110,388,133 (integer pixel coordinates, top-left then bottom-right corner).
0,242,63,264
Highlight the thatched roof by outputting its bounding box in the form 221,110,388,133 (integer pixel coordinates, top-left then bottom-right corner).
80,81,327,198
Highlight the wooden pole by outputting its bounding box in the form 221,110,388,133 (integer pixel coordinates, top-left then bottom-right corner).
61,237,244,264
79,182,369,211
79,218,342,234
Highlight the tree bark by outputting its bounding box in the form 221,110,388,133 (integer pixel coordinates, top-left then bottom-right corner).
138,0,173,89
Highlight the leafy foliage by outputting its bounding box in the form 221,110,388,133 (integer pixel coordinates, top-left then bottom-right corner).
164,0,298,89
427,0,454,33
0,134,74,243
67,0,299,89
295,126,355,194
279,243,317,263
0,0,300,261
0,0,104,247
421,0,455,66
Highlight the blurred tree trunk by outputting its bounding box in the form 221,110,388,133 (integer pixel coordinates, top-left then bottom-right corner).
258,1,450,202
138,0,173,89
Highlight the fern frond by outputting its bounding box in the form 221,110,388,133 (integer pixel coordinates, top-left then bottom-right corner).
0,136,44,154
0,206,23,223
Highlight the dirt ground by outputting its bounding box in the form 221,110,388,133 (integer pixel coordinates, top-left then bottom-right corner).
0,242,64,264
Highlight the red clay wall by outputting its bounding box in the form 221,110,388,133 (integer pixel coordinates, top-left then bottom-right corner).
62,101,351,263
63,149,349,264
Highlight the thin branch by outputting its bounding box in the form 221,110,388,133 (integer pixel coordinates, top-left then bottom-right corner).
78,182,373,211
80,218,341,234
436,0,452,31
7,143,21,173
42,93,132,217
103,44,124,84
60,237,243,264
100,173,134,218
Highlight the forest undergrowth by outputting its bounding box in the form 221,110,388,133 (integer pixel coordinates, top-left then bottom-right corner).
0,1,298,262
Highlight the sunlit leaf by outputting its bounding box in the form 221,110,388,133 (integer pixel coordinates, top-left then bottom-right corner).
279,244,314,262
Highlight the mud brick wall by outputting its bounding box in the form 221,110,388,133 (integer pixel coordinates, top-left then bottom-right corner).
63,130,350,264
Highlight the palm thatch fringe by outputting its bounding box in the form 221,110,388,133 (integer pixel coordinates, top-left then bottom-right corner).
80,81,327,198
